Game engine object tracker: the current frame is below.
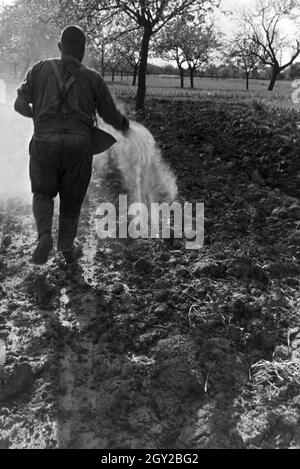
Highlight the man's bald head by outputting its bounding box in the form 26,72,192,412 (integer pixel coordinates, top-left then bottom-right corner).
59,25,86,62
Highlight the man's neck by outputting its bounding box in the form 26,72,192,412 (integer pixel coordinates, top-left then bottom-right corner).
61,55,83,67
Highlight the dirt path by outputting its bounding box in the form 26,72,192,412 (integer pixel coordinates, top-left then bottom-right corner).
0,98,300,449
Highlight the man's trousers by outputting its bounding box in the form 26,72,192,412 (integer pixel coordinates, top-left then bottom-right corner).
29,133,93,253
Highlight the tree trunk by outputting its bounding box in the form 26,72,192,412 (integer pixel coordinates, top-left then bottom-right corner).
101,47,105,77
136,26,152,111
268,68,280,91
112,69,115,82
121,70,123,81
132,65,138,86
246,71,250,91
190,67,195,89
179,67,184,88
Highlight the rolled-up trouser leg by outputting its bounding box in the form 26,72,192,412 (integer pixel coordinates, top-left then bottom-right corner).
57,135,93,253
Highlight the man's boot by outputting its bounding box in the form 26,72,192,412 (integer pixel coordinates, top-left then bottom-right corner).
32,194,54,265
63,244,83,265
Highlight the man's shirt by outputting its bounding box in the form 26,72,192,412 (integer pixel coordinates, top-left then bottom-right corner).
17,58,129,135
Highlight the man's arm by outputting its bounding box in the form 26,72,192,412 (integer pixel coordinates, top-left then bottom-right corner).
15,64,36,119
96,76,130,133
14,95,33,118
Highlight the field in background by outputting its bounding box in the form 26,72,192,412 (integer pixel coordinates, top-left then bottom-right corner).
107,75,297,110
2,74,296,110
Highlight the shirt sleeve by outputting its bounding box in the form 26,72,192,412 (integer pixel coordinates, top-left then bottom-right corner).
95,75,129,131
17,65,35,104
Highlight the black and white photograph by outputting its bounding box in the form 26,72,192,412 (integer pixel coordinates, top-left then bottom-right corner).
0,0,300,452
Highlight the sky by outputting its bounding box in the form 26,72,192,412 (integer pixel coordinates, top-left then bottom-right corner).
219,0,297,38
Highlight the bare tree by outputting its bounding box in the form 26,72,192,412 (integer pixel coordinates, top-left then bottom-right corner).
67,0,219,109
155,12,219,89
182,21,220,88
86,32,113,77
154,17,188,89
242,0,300,91
88,22,141,83
228,31,261,90
120,29,142,86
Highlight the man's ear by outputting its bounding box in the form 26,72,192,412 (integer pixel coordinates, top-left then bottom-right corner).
58,41,62,52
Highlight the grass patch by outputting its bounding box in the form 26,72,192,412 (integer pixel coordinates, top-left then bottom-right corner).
108,76,297,110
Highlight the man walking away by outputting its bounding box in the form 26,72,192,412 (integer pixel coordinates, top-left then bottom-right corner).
14,25,129,265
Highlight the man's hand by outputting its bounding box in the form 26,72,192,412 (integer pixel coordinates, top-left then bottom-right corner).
14,95,33,118
121,127,132,138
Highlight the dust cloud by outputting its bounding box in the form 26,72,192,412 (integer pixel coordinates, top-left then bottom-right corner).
0,81,32,201
96,119,178,208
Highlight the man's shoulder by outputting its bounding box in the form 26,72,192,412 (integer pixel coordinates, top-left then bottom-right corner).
33,59,54,68
81,64,104,83
29,59,55,75
30,59,103,80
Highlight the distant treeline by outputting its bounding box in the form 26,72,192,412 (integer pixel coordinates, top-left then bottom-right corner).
1,56,299,84
145,62,300,81
105,62,300,82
